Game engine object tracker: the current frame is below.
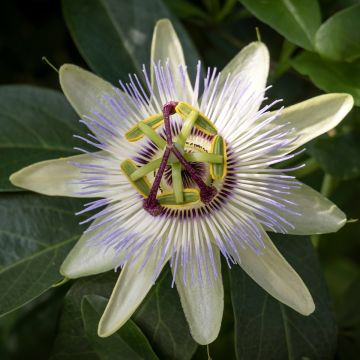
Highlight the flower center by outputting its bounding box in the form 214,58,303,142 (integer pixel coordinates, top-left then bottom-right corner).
121,101,228,216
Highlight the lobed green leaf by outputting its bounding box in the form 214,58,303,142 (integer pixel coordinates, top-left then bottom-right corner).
0,194,84,317
238,0,321,50
315,4,360,62
291,51,360,106
0,86,82,192
82,295,159,360
62,0,200,84
309,131,360,179
229,234,337,359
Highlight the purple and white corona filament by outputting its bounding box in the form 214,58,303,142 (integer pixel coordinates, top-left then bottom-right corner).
10,19,353,345
72,61,302,282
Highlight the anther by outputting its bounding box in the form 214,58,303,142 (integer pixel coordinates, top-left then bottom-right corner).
143,101,218,216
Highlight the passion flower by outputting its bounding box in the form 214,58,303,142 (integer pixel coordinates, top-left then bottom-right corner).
10,19,353,345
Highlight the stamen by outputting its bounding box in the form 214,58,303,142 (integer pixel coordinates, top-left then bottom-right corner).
142,101,218,215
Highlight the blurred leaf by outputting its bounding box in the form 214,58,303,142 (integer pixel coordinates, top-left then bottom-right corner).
0,193,83,317
309,132,360,179
291,51,360,105
164,0,209,20
337,275,360,359
229,234,337,359
322,258,359,306
133,268,198,360
62,0,200,84
52,269,196,360
238,0,321,50
51,273,117,360
82,295,158,360
315,4,360,62
0,288,66,360
0,85,81,192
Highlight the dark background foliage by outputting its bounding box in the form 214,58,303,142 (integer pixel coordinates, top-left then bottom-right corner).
0,0,359,359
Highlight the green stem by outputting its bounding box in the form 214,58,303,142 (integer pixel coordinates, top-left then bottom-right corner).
320,174,338,198
270,40,297,82
216,0,237,22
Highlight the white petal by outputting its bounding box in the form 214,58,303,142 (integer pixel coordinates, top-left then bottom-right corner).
269,182,346,235
218,42,269,114
264,93,354,155
9,153,105,198
151,19,194,103
60,217,121,278
174,246,224,345
98,249,170,337
237,225,315,315
59,64,116,117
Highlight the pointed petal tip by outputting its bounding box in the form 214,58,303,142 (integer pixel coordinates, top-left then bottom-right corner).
9,171,22,188
155,18,172,28
245,40,270,58
280,276,315,316
175,247,224,346
59,260,77,279
97,317,122,338
293,291,315,316
59,63,115,117
191,327,220,346
59,63,81,85
327,92,354,119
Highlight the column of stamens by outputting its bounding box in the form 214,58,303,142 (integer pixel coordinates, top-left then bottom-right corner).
143,101,218,216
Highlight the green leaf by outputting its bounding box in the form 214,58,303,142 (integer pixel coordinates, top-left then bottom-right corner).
291,51,360,105
52,269,196,360
229,234,337,359
62,0,200,84
0,288,66,360
315,4,360,62
0,193,84,316
238,0,321,50
309,132,360,179
51,273,117,360
0,85,82,192
82,295,159,360
133,268,198,360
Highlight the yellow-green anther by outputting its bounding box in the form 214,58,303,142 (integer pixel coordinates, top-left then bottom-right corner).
157,189,200,207
176,109,198,147
130,152,223,182
125,113,164,142
120,159,151,197
210,135,227,180
172,163,184,203
175,102,217,136
138,122,166,149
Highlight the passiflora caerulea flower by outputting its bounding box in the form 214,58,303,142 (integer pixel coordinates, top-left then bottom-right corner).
10,19,353,345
